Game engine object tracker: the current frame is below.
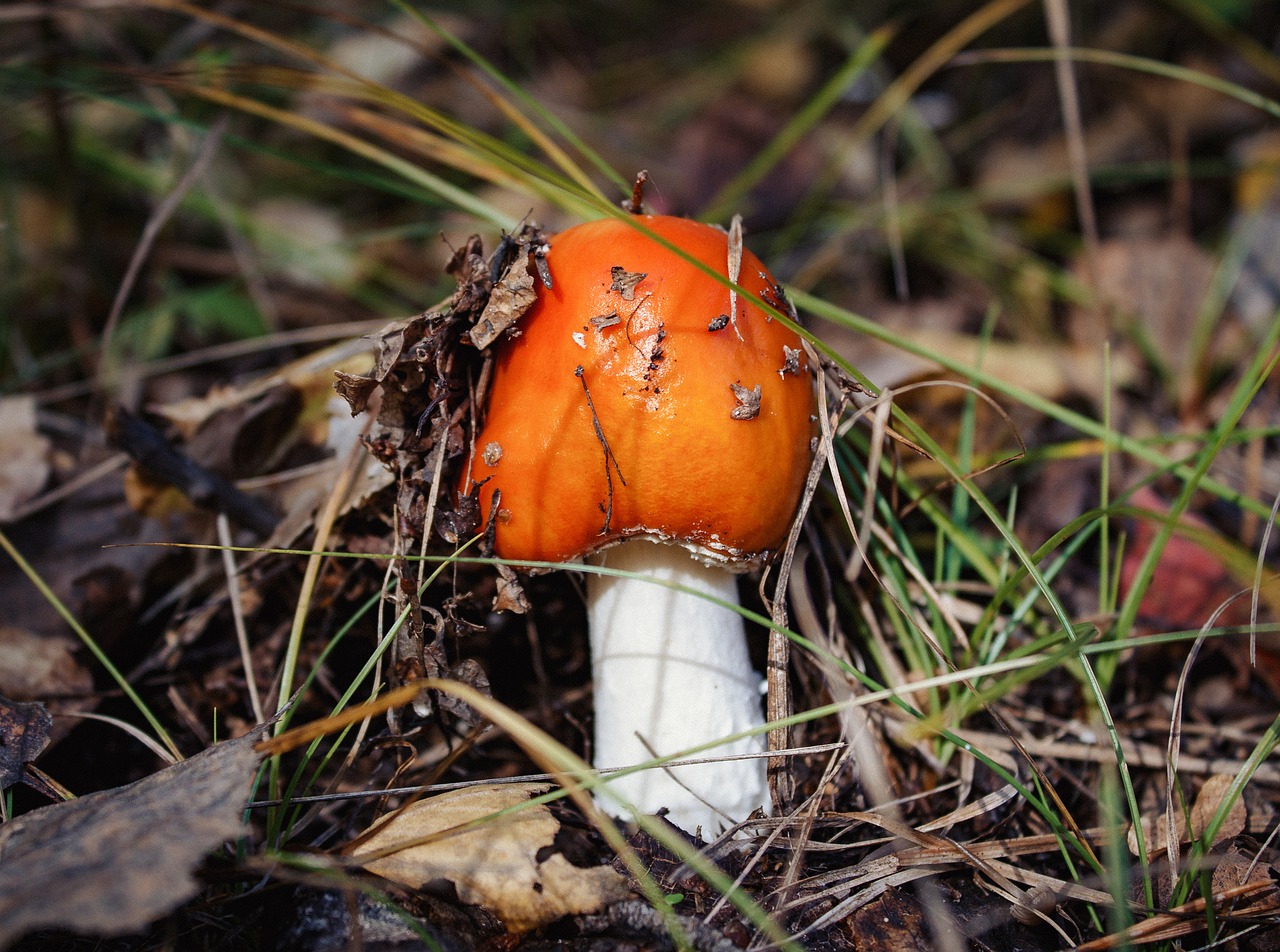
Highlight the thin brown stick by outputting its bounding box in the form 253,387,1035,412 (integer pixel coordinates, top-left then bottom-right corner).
575,365,626,536
1043,0,1102,321
99,117,227,383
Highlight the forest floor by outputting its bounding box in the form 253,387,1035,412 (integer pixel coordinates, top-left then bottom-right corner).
2,1,1280,950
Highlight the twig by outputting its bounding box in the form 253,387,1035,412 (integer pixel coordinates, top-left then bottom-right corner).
99,116,228,382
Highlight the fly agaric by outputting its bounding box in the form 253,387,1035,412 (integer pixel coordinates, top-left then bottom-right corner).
461,214,815,835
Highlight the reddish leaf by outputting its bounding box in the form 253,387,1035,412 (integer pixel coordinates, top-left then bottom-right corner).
1119,487,1255,635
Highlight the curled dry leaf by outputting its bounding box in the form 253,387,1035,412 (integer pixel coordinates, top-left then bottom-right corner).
433,660,493,727
1127,774,1247,856
0,731,263,948
469,245,539,351
608,266,646,301
1189,774,1247,846
729,382,762,420
350,782,628,933
493,563,530,615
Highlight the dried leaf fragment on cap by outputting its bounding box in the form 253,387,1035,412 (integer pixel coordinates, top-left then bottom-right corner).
730,383,762,420
781,345,801,377
350,782,628,933
608,266,646,301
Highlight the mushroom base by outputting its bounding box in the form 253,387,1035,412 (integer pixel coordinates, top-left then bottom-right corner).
586,540,770,837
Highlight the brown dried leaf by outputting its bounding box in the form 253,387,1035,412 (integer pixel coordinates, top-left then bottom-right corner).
351,782,628,933
0,731,263,947
332,369,380,415
0,396,51,523
1190,774,1246,846
0,625,92,703
435,660,493,727
0,696,52,791
493,563,530,615
470,248,538,350
848,888,933,952
1128,807,1185,856
608,266,646,301
1212,844,1277,899
1126,775,1247,858
182,384,303,479
1068,235,1216,380
729,383,762,420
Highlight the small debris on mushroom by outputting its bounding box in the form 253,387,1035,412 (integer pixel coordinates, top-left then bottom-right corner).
590,312,620,330
609,266,646,301
780,345,801,377
533,244,553,289
760,277,795,322
482,441,503,466
729,383,762,420
708,314,729,332
572,331,586,348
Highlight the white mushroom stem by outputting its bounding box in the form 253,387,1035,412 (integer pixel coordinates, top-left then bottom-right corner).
587,539,769,836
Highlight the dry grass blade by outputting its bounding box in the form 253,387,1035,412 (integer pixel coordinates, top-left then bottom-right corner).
338,105,530,189
1075,880,1280,950
1042,0,1101,310
135,0,611,222
846,0,1034,148
272,406,376,724
256,680,427,757
217,512,263,725
953,46,1280,121
393,2,625,197
944,723,1280,786
99,117,227,381
453,60,609,206
156,79,515,228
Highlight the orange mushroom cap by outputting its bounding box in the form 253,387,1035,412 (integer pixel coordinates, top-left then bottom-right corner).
463,215,815,567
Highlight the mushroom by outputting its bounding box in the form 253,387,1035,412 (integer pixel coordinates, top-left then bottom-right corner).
462,215,815,836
